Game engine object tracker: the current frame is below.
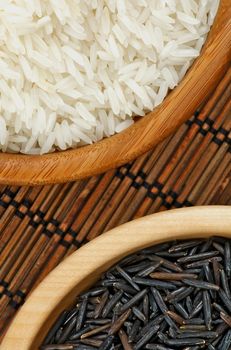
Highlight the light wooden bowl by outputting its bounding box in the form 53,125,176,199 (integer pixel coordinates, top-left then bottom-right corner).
0,2,230,186
1,206,231,349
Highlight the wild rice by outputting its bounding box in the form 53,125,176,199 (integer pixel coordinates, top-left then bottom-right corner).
41,237,231,349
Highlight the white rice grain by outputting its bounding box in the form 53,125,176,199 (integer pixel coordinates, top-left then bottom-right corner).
0,0,219,154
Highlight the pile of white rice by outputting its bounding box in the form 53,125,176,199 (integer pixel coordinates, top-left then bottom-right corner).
0,0,219,154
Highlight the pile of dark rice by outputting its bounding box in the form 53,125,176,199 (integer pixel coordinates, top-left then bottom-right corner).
41,237,231,350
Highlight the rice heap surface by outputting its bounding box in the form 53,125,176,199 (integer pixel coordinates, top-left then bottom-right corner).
41,237,231,350
0,0,219,154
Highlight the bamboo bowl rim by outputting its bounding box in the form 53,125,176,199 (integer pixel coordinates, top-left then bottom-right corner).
1,206,231,349
0,1,230,185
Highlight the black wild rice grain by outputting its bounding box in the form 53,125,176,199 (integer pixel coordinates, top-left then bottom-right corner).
116,266,140,292
172,302,189,319
155,251,187,258
99,335,114,350
169,241,204,253
170,287,194,303
76,296,88,332
149,272,197,281
69,325,93,340
219,329,231,350
81,324,111,339
176,330,218,339
214,321,229,336
180,325,207,330
212,241,225,255
41,237,231,350
146,345,175,350
220,312,231,327
149,256,182,273
119,329,133,350
137,262,162,277
185,256,222,269
42,312,68,345
40,345,74,350
141,242,171,254
101,279,121,287
189,300,203,318
63,308,78,326
81,338,103,347
94,291,109,319
220,269,231,299
218,289,231,313
168,326,177,339
139,315,164,337
125,261,151,274
177,251,219,263
151,287,168,313
108,309,131,335
85,319,111,325
203,263,215,284
185,296,193,314
166,310,184,325
132,306,146,322
86,311,94,319
133,277,176,290
213,302,226,314
199,238,212,253
163,314,178,332
224,242,231,278
162,338,206,347
203,291,212,331
133,325,160,350
143,294,149,322
53,328,63,343
192,290,202,307
113,282,137,295
183,279,220,291
57,317,76,344
183,318,205,325
81,287,106,297
165,287,186,301
118,289,147,314
102,291,123,318
128,319,141,343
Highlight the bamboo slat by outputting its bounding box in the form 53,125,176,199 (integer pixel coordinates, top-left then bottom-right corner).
0,68,230,341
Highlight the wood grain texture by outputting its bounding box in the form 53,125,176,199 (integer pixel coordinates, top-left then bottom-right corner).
0,0,230,186
1,206,231,350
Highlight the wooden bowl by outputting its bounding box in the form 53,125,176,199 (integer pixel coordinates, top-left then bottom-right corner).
0,2,230,186
1,206,231,349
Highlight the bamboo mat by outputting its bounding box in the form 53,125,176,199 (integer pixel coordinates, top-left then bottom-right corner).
0,68,230,341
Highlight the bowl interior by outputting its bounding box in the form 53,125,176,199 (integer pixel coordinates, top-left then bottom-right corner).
2,207,231,350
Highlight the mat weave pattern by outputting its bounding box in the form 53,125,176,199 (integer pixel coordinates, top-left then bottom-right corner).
0,68,230,340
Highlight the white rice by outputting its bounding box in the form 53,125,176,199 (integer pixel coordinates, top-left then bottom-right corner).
0,0,219,154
